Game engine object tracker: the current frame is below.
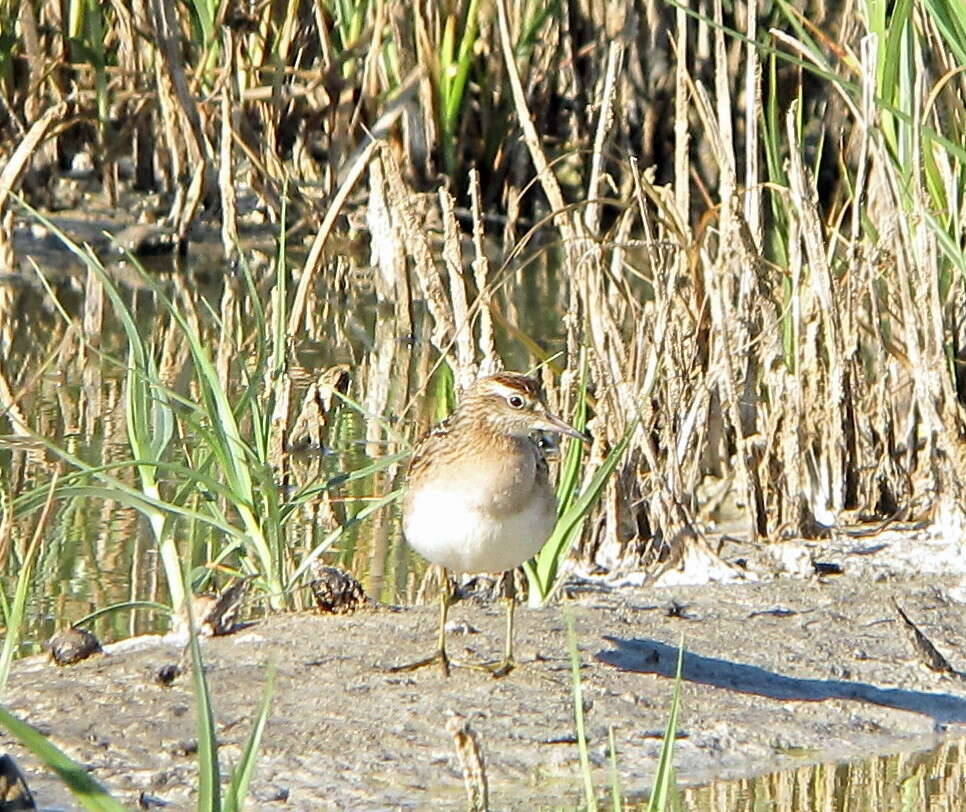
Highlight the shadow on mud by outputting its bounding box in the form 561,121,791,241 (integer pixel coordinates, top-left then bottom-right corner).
597,637,966,724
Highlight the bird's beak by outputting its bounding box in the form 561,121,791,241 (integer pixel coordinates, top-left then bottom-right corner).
535,412,591,444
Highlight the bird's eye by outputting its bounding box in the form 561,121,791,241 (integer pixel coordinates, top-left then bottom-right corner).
508,394,525,409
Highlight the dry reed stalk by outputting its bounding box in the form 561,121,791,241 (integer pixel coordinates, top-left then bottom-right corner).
367,150,415,344
786,107,846,524
446,713,489,812
362,309,399,457
584,41,622,235
469,170,499,374
775,203,811,531
381,150,462,378
0,102,67,267
267,370,291,472
218,28,240,263
569,44,634,448
147,0,210,235
673,4,691,231
683,98,749,533
215,277,238,393
705,0,766,538
172,275,204,350
113,1,154,193
288,72,420,337
881,97,966,526
367,151,401,303
157,315,187,392
0,466,14,572
743,1,762,247
14,1,46,149
439,188,478,389
287,365,349,536
0,271,14,361
0,363,32,443
495,0,580,243
80,262,104,440
407,5,440,172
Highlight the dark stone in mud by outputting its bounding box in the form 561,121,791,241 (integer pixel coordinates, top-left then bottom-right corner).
136,791,169,809
45,627,102,666
154,664,182,686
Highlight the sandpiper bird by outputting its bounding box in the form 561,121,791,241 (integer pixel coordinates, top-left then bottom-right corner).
392,372,589,677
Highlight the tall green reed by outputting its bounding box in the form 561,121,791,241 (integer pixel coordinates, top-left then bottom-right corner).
15,200,396,618
185,0,222,84
526,404,633,609
646,639,684,812
0,475,58,698
329,0,369,78
439,0,481,173
67,0,109,126
566,608,598,812
187,584,275,812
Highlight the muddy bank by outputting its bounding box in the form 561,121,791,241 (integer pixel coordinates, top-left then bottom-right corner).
5,548,966,809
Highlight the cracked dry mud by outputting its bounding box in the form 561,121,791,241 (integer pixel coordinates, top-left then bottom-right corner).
6,554,966,810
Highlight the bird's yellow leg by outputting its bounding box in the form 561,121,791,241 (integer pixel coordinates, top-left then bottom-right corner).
466,574,517,678
388,572,451,677
436,574,452,676
487,596,516,678
460,595,516,677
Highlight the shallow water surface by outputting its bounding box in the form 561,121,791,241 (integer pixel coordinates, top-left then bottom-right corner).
683,737,965,811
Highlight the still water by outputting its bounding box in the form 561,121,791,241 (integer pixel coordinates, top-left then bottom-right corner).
682,736,965,810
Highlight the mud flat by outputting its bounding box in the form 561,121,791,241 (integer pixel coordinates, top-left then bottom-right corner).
6,530,966,809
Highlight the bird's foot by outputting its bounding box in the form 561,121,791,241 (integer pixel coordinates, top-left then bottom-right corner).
487,657,515,679
386,653,516,678
453,656,516,678
387,649,451,677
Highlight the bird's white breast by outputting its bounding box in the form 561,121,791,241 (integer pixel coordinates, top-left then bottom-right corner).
403,480,556,574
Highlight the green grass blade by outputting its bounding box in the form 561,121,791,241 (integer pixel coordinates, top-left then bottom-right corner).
284,488,402,591
73,600,173,627
224,662,275,811
0,705,126,812
444,0,481,128
113,252,281,599
526,423,635,605
0,537,40,697
921,0,966,65
609,725,622,811
647,637,684,812
554,354,589,515
0,476,58,697
22,203,187,608
565,608,597,812
269,185,288,379
189,609,221,812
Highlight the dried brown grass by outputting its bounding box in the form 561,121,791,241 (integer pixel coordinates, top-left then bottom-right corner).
3,0,966,584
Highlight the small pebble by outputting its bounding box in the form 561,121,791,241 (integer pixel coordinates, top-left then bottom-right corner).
155,664,182,686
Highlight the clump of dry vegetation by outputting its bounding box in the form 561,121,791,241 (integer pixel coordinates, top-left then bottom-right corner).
1,0,965,622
